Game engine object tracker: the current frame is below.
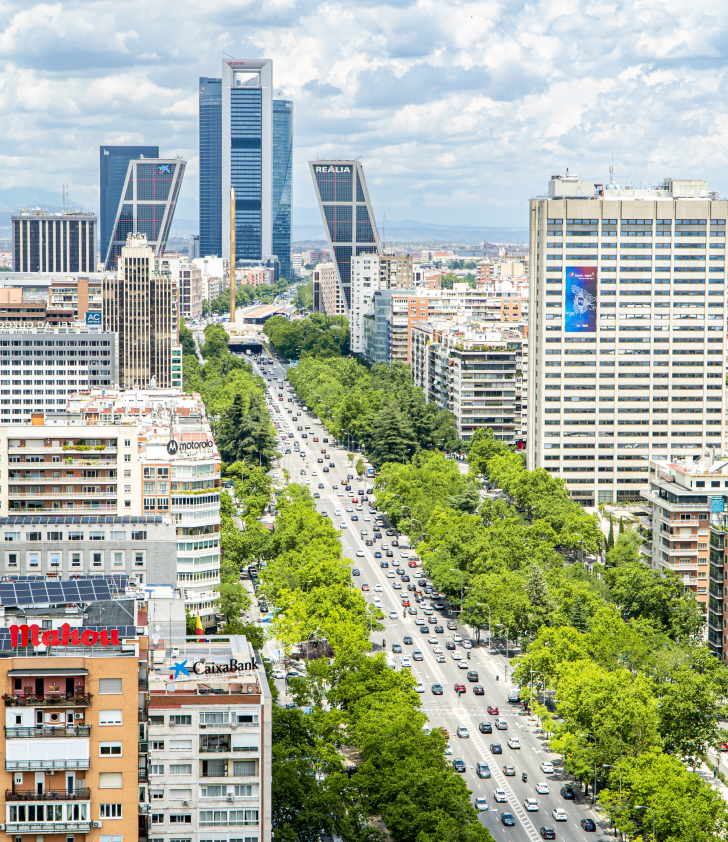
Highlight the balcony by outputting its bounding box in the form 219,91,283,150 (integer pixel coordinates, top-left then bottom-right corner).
4,694,91,707
6,789,91,802
6,760,90,772
5,822,91,833
5,726,91,738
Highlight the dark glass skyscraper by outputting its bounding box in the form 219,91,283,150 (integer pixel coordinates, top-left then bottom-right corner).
199,78,222,258
273,100,293,280
100,145,158,267
309,160,380,310
199,61,292,277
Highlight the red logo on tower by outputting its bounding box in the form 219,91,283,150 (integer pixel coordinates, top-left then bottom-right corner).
9,624,120,648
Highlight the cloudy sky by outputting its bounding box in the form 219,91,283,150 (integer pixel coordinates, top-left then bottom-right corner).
0,0,727,228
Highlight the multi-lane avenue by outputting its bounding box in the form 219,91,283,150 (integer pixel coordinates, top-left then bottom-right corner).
250,351,607,842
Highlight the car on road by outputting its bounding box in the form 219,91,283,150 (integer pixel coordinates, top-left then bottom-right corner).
387,571,395,579
458,661,469,670
560,784,575,799
340,522,347,529
454,683,466,694
539,828,556,840
392,643,402,653
452,633,462,643
388,610,398,620
408,560,418,568
374,584,383,592
552,808,567,822
445,641,456,650
415,681,425,693
503,765,516,776
453,759,466,773
379,561,388,568
361,584,370,591
372,598,382,608
431,683,443,695
356,550,365,557
434,624,444,633
501,813,515,827
466,671,479,682
408,607,418,615
535,782,550,794
495,718,508,730
524,798,539,812
581,818,597,831
487,705,499,715
474,796,489,812
540,761,555,774
507,737,521,749
456,726,470,738
489,743,502,755
433,645,443,654
386,550,394,557
374,552,382,559
493,789,507,803
401,657,411,668
403,636,413,645
473,685,484,695
451,652,462,661
394,583,402,591
462,640,472,649
436,654,446,663
352,568,360,576
479,721,493,734
412,650,423,661
475,760,491,779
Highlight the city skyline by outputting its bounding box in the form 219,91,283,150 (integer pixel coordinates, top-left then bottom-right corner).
2,1,728,231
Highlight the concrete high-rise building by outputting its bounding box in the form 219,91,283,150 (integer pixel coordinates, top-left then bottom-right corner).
528,173,728,507
312,262,345,316
350,253,413,352
103,234,177,389
103,157,186,270
12,210,97,273
309,160,381,313
189,234,200,259
100,144,159,262
199,62,293,278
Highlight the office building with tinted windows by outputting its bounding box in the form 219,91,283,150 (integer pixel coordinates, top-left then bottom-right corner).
12,210,97,274
309,160,381,312
103,158,186,271
199,61,293,279
100,145,159,264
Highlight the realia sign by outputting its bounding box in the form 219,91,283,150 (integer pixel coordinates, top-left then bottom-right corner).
10,623,120,648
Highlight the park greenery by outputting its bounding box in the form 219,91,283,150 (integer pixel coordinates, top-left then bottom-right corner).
263,313,350,359
287,356,462,465
371,426,727,841
203,276,291,316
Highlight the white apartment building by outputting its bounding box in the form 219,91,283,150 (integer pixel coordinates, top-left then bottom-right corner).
350,253,414,353
148,635,272,842
528,174,728,506
312,262,345,317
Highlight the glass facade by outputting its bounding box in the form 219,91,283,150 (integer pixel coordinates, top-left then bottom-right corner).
272,100,293,280
199,78,223,258
99,145,158,269
230,88,263,261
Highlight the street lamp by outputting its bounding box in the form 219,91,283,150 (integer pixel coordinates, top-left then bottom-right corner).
635,805,655,842
496,623,509,681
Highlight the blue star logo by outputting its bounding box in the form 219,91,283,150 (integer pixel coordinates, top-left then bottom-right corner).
158,164,171,175
170,660,190,680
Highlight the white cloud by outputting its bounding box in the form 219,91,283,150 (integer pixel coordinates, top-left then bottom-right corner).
0,0,727,224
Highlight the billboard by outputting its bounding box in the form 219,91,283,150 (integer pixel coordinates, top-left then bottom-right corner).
711,496,725,514
564,266,597,332
85,310,102,327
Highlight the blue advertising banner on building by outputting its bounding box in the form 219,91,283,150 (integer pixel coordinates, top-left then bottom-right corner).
85,310,102,327
711,496,725,514
564,266,598,332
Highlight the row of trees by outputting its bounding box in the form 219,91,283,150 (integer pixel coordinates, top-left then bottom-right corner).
377,428,727,842
287,356,462,465
258,486,495,842
263,313,350,359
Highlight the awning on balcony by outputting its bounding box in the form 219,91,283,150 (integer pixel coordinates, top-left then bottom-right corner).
8,669,88,677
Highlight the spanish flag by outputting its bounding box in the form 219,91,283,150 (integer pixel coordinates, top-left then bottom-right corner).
195,615,205,637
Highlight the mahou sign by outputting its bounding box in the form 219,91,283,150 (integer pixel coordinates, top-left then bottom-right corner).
10,623,120,648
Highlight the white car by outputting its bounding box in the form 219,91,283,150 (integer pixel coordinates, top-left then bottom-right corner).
346,506,353,512
451,652,462,660
387,571,395,578
428,637,438,644
363,516,370,521
493,789,507,803
540,761,555,774
374,584,383,592
452,633,462,643
524,798,539,812
373,598,382,608
401,656,411,668
433,645,443,654
311,471,317,476
474,796,489,812
356,505,363,510
462,640,472,650
535,782,550,794
356,550,365,557
335,509,341,515
340,522,347,529
552,808,567,822
444,743,453,755
400,551,410,559
507,737,521,749
415,680,425,693
272,472,280,478
389,610,398,620
458,661,469,670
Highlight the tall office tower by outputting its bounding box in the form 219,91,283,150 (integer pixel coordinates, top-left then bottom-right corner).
189,233,200,259
199,77,223,257
104,157,186,270
100,144,159,262
12,209,97,272
199,63,293,278
309,160,381,313
528,174,728,507
273,99,293,280
103,233,176,389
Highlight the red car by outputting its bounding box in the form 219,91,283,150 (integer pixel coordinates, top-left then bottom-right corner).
454,683,466,694
408,561,418,568
401,599,410,607
321,449,326,453
313,437,319,442
721,743,728,752
437,727,449,739
487,705,499,715
352,498,359,503
361,584,370,591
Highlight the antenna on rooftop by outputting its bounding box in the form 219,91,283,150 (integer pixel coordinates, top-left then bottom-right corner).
609,154,615,188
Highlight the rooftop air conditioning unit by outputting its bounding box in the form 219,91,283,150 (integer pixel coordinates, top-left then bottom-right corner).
74,713,83,720
93,822,102,828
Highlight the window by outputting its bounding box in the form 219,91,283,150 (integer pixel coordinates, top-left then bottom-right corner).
26,532,41,541
24,552,36,568
170,739,192,751
99,678,122,695
169,764,192,775
169,815,192,824
151,814,164,825
113,552,124,567
99,710,122,726
170,715,192,725
7,553,17,568
152,741,165,751
110,531,126,540
149,715,164,726
100,805,122,818
100,742,122,756
71,553,81,568
233,761,255,776
170,789,192,800
99,772,123,788
151,791,164,801
200,712,228,724
92,552,102,567
48,552,59,567
100,836,123,842
150,764,164,775
201,759,226,777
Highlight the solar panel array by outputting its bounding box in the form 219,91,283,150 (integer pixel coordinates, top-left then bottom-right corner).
0,626,137,651
0,575,129,608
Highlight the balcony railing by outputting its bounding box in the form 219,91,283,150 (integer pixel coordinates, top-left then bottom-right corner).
5,726,91,738
5,822,91,833
6,788,91,802
4,694,91,707
6,760,90,772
